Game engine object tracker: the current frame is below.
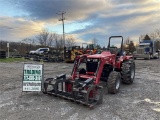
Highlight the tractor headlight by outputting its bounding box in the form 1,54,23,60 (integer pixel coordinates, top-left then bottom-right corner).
93,59,99,62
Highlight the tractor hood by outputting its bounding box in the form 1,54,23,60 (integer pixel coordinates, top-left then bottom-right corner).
87,51,112,59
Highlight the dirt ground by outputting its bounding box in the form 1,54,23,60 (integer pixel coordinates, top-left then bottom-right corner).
0,59,160,120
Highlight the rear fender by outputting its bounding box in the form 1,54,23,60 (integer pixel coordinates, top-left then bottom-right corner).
124,55,133,60
116,55,133,69
115,56,124,69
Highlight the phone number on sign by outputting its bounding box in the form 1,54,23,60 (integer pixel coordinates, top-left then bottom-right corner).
24,75,42,81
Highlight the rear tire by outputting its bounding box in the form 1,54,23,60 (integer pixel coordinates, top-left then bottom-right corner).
148,55,151,60
107,71,121,94
155,53,159,59
121,59,135,84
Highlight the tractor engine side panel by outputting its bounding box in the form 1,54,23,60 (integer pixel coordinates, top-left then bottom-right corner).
100,64,113,81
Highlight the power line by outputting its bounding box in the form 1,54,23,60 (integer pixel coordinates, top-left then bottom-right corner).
57,11,66,47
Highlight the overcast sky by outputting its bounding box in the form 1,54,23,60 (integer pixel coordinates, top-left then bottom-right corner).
0,0,160,46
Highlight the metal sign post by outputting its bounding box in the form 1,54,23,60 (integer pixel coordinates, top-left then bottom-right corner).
7,43,9,58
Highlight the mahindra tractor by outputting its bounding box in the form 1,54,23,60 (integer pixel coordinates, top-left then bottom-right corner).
43,36,135,108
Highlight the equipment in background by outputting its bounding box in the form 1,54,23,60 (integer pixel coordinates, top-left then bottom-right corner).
133,39,160,59
82,43,98,55
64,43,99,63
64,46,83,62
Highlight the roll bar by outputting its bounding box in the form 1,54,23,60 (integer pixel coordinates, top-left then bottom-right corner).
107,36,123,54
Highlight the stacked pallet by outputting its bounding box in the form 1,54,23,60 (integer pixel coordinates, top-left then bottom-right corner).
0,49,6,58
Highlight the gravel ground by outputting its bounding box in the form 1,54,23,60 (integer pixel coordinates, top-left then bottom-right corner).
0,59,160,120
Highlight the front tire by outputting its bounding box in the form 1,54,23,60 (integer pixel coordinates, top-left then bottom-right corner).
85,85,103,105
121,59,135,84
107,71,121,94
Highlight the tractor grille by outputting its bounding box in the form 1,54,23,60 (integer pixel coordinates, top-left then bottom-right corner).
136,48,144,54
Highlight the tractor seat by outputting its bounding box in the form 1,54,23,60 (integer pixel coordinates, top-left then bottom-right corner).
116,50,124,57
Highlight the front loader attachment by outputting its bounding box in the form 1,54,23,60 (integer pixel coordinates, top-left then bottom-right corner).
43,74,103,108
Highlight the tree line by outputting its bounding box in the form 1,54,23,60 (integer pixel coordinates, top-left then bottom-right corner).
0,29,76,54
0,28,159,54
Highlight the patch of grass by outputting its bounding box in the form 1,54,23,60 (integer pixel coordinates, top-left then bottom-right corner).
0,57,29,63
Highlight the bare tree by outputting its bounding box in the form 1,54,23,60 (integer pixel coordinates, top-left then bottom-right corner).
155,29,160,38
53,35,64,50
37,29,48,46
22,38,35,45
54,36,60,49
125,37,130,45
65,37,76,47
92,38,97,45
57,37,64,49
37,28,54,47
21,38,36,52
47,33,56,47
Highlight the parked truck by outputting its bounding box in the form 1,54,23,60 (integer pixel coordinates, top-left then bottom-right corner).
133,40,159,59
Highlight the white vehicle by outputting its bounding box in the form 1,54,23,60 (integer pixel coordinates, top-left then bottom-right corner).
29,48,50,55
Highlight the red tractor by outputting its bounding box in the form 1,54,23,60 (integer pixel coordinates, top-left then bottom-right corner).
43,36,135,107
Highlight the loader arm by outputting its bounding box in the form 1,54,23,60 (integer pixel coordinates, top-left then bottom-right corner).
95,55,116,84
71,55,88,79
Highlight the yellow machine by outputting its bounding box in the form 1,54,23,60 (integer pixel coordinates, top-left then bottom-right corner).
82,43,98,54
64,44,98,62
64,46,83,62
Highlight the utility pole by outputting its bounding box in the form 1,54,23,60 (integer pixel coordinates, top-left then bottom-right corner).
57,11,66,47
